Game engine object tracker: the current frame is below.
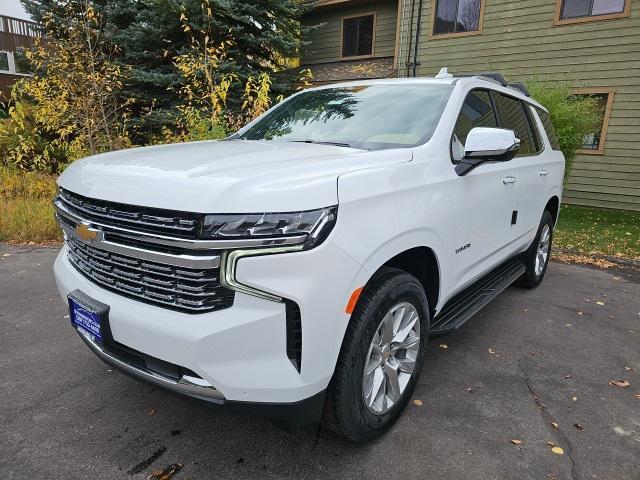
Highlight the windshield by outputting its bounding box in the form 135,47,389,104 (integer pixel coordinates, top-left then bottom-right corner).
236,84,453,150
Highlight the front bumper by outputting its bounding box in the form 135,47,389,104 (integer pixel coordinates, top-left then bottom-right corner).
54,239,367,407
75,326,326,427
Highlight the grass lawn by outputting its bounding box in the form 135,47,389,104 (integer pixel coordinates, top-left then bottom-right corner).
555,204,639,260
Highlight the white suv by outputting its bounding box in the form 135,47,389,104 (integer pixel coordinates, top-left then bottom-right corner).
53,72,564,442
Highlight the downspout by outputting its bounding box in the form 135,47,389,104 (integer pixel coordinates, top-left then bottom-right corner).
405,0,416,77
412,0,424,77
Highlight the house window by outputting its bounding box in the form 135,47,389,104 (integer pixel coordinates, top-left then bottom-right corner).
572,88,615,154
342,14,375,58
433,0,484,36
0,52,10,72
556,0,630,23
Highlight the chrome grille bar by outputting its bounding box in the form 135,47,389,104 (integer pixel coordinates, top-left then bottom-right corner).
67,237,234,313
54,197,307,251
58,188,200,238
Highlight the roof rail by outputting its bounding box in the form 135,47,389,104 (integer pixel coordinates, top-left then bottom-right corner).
507,82,530,97
476,72,508,86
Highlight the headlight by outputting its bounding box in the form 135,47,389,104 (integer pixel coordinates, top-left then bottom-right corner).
201,206,337,250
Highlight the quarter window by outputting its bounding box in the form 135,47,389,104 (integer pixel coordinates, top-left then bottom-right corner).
536,108,561,150
451,89,497,162
492,93,536,156
560,0,627,19
342,15,375,58
433,0,483,36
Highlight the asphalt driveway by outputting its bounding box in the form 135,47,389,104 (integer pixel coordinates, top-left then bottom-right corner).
1,245,638,480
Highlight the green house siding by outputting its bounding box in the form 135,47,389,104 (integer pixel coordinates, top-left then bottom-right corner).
396,0,640,211
302,0,398,65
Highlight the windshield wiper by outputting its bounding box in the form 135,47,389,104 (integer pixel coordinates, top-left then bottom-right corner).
289,140,352,148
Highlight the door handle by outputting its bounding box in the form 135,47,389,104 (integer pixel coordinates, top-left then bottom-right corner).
502,176,517,185
539,169,549,176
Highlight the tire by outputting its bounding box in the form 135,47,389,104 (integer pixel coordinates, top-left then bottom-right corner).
323,268,430,443
517,210,554,288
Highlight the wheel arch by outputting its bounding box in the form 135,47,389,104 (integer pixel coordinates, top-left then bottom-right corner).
544,195,560,225
353,243,442,320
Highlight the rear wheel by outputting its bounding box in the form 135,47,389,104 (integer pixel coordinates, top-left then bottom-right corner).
517,210,554,288
323,268,429,442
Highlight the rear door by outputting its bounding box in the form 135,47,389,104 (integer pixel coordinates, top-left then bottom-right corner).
491,92,546,250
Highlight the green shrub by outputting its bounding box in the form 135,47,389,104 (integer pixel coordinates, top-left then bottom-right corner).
526,81,600,177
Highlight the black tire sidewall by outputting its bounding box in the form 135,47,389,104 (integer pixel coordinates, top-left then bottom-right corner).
327,270,430,442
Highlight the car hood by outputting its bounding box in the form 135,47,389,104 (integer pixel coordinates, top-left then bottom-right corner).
57,140,412,212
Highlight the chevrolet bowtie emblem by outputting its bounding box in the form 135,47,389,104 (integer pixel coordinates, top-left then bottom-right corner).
76,222,99,242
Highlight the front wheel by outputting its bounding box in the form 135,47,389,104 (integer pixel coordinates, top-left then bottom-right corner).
517,210,554,288
323,268,430,442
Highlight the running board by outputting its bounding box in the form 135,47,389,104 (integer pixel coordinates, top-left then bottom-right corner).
431,258,525,335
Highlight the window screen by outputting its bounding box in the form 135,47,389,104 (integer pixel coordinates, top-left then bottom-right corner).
574,93,609,150
434,0,482,35
560,0,626,19
492,93,535,156
342,15,374,57
536,108,560,150
451,90,497,162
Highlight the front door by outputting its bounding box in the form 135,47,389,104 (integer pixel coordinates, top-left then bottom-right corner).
447,89,519,295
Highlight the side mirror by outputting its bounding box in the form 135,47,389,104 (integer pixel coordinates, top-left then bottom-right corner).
455,127,521,176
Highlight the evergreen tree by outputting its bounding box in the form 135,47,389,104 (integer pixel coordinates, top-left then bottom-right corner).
22,0,309,141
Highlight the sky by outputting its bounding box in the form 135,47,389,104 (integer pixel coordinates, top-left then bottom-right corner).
1,0,31,20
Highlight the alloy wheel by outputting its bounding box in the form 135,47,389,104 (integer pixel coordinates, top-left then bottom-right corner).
535,224,551,277
362,302,421,415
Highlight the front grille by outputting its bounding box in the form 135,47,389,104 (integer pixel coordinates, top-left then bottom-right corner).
67,237,234,313
58,188,203,239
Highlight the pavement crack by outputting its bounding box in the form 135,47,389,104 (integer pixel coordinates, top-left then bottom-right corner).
518,358,581,480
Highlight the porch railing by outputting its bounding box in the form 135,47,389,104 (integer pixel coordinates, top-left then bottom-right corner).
0,14,40,52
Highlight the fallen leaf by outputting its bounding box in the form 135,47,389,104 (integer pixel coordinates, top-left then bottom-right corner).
634,392,640,399
2,253,10,257
551,422,559,429
439,344,448,349
551,446,564,455
608,380,630,387
413,399,423,406
147,463,183,480
624,367,635,372
546,441,556,447
596,301,605,306
574,423,584,431
149,408,156,416
511,439,523,445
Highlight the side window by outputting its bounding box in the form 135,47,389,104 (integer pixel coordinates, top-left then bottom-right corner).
451,89,497,162
525,105,544,154
535,108,561,150
492,93,535,156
